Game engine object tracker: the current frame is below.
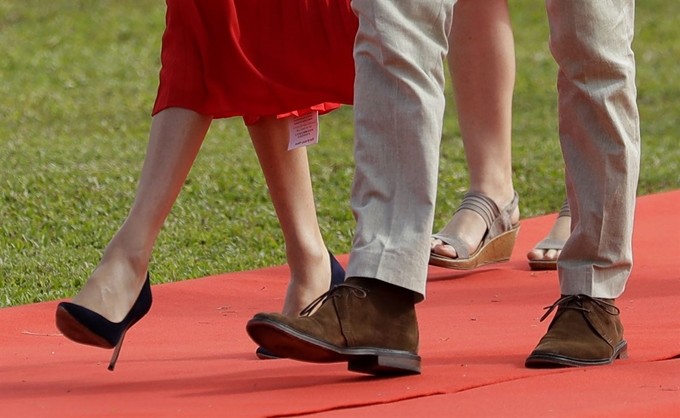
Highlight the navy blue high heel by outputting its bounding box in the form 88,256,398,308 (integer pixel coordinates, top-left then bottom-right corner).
55,273,153,371
255,251,345,360
328,251,345,289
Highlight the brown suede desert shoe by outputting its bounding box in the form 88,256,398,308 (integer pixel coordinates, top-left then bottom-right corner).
525,294,628,368
246,277,421,376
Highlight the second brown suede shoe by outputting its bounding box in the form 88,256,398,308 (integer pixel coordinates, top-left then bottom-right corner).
525,295,628,368
246,277,421,376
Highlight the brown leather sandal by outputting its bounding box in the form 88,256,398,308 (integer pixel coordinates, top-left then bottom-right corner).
528,199,571,271
429,191,520,270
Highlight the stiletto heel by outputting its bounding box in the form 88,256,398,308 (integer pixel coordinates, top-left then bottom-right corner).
255,251,345,359
108,331,126,371
55,273,153,371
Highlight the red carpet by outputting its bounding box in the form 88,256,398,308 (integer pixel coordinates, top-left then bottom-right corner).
2,191,679,417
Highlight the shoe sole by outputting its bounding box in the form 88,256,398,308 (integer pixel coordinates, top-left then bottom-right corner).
55,306,114,349
255,352,279,360
255,346,281,360
246,317,421,376
429,225,520,270
528,259,558,271
524,340,628,368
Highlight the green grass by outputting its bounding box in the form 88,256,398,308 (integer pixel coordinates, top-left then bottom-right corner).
1,1,678,307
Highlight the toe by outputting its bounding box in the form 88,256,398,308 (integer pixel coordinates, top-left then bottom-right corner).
433,244,458,259
544,249,559,261
527,249,545,261
527,248,562,262
430,238,443,250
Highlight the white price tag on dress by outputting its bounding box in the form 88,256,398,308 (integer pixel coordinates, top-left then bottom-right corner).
287,111,319,151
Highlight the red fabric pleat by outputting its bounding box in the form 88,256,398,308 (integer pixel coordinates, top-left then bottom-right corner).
152,0,357,121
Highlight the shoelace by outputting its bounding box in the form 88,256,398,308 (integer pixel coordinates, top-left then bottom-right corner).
299,283,368,317
539,294,620,322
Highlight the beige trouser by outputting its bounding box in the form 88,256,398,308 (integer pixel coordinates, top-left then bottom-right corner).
548,0,640,298
346,0,640,301
346,0,456,301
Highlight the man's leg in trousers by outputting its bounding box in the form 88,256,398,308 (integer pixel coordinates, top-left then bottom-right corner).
246,0,456,375
348,0,456,301
525,0,640,369
549,0,640,297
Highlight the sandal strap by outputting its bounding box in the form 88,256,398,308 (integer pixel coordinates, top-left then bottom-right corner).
558,199,571,219
486,191,519,242
533,238,566,251
432,191,519,258
430,234,472,258
454,192,499,230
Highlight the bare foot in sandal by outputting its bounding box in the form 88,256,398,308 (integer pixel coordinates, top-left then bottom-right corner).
527,199,571,270
430,190,520,270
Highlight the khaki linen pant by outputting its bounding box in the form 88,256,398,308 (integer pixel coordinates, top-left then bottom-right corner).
346,0,457,301
548,0,640,298
346,0,640,301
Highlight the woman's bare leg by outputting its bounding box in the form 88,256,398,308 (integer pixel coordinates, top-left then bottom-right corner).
248,116,332,316
70,108,212,322
431,0,519,258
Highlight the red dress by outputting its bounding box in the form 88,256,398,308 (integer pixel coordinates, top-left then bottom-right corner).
152,0,358,124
